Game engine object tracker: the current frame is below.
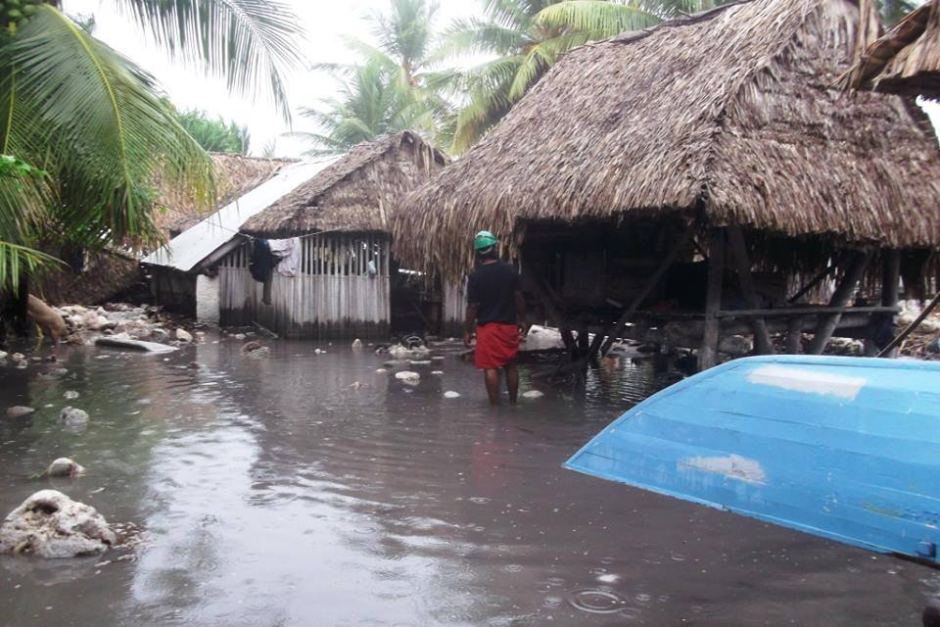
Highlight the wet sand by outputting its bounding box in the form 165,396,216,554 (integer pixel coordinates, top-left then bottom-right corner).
1,337,937,625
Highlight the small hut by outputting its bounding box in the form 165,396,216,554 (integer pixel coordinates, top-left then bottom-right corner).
398,0,940,370
229,131,452,339
842,0,940,97
142,157,330,321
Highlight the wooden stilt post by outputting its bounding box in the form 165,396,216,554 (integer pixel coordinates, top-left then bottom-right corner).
879,250,902,358
598,221,696,356
698,229,725,371
807,251,870,355
727,226,774,355
785,315,804,354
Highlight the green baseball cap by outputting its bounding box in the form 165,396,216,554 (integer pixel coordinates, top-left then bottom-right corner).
474,230,498,251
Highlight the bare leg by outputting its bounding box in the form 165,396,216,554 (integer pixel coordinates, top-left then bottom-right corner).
484,368,501,405
505,363,519,404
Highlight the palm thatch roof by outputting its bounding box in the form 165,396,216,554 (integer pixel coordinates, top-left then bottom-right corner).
240,131,448,239
842,0,940,97
154,154,289,236
397,0,940,280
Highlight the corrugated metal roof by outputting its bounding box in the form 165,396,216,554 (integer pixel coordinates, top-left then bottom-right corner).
142,159,337,272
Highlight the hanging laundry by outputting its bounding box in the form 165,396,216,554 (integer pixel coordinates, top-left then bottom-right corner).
249,239,275,305
268,238,301,277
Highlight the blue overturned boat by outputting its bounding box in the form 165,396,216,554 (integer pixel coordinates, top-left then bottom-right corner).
566,355,940,566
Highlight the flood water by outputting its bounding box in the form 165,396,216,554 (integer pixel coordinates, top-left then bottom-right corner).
1,336,937,626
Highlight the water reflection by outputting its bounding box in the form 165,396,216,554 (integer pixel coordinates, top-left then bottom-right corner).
0,337,937,626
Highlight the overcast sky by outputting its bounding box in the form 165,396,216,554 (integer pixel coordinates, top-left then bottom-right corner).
61,0,940,157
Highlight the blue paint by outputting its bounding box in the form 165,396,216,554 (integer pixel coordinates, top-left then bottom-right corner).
565,355,940,565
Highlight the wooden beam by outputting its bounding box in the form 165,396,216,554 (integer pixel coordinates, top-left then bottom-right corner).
716,305,898,318
598,221,696,355
807,251,870,355
698,229,725,371
727,226,774,355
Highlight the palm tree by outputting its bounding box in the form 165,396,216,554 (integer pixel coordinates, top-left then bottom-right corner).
446,0,738,153
296,59,432,156
0,0,305,289
299,0,455,155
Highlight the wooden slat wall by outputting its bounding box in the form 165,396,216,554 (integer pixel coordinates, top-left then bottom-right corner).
219,234,391,338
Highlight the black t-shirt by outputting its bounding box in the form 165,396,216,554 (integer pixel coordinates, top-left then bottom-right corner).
467,261,520,326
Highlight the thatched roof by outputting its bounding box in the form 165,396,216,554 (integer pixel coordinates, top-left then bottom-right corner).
240,131,447,239
154,154,288,236
842,0,940,97
398,0,940,280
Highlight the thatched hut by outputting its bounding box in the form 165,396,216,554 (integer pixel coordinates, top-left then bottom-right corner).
398,0,940,369
842,0,940,97
143,157,326,321
226,131,452,339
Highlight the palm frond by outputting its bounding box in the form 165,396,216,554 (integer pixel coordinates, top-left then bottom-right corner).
109,0,305,120
534,1,663,35
0,241,61,290
4,5,213,249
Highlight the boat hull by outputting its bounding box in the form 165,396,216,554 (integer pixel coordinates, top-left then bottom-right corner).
565,355,940,565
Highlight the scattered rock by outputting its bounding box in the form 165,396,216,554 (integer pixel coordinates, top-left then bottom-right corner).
6,406,35,419
351,339,363,350
375,368,388,374
175,328,193,343
0,351,7,360
64,391,79,400
58,407,89,427
394,371,421,386
443,391,461,399
349,381,363,390
46,458,85,479
388,344,431,360
522,390,545,400
233,333,246,341
11,353,25,362
241,341,270,358
0,490,115,558
431,370,444,376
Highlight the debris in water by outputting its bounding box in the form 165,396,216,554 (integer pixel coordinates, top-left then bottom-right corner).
522,390,545,399
6,406,35,419
375,368,388,374
241,341,270,358
444,391,461,399
351,339,363,350
395,371,421,386
64,391,80,400
431,370,444,376
58,407,89,427
175,328,193,343
0,490,116,558
46,458,86,478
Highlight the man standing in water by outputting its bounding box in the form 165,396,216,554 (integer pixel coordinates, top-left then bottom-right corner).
464,231,526,405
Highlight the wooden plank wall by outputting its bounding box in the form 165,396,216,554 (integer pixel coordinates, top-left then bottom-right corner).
219,234,391,339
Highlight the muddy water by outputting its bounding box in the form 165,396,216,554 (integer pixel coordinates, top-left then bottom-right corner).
0,338,937,626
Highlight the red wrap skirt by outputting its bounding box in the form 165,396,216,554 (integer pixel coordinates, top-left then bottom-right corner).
475,322,520,369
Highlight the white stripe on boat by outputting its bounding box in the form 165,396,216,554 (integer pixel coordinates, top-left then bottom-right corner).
747,365,866,400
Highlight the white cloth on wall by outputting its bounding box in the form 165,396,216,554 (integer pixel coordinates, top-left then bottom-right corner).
268,237,301,277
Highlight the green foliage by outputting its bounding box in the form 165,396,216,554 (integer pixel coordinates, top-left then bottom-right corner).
0,0,305,290
178,109,250,154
